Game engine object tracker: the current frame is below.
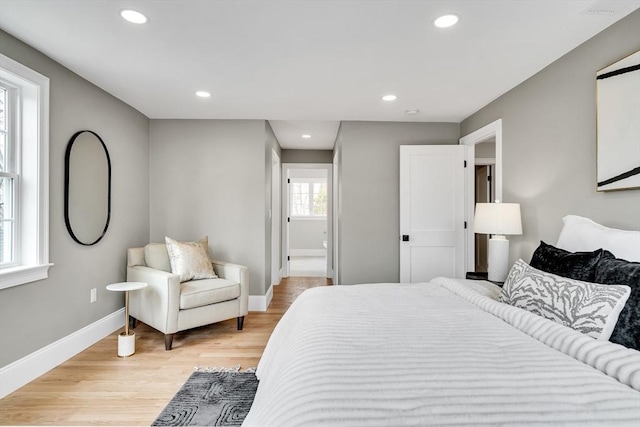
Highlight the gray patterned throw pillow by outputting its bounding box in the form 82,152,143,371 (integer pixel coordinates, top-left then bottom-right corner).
500,259,630,340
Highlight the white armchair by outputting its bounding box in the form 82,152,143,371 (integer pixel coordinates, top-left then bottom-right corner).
126,243,249,350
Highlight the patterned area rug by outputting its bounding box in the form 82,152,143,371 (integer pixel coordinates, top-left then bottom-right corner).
152,369,258,426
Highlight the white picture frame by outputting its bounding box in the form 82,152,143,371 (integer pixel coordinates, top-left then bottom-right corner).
596,50,640,191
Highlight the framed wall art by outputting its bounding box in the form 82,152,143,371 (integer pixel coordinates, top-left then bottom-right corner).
596,50,640,191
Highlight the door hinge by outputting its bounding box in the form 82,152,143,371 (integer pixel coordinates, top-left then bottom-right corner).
287,178,290,184
288,217,290,223
287,256,290,261
488,175,492,182
464,160,467,168
464,221,467,229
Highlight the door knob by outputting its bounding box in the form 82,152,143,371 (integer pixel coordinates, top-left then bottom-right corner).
402,235,410,242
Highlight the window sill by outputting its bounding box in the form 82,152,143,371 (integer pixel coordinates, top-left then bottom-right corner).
291,216,327,221
0,263,53,290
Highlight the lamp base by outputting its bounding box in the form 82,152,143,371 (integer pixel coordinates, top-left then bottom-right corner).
488,235,510,282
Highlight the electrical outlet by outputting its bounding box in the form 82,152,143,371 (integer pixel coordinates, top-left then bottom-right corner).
90,288,97,303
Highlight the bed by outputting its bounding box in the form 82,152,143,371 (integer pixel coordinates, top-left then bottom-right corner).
243,216,640,426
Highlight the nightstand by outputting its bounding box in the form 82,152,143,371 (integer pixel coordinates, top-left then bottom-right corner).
465,271,504,286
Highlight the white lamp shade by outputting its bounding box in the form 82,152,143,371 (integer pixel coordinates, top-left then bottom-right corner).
474,203,522,235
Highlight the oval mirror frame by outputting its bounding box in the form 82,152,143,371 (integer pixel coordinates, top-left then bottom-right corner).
64,130,112,246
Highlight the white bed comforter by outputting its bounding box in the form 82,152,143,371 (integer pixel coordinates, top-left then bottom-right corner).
243,279,640,426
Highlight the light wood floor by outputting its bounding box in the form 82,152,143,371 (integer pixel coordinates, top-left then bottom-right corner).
0,277,330,426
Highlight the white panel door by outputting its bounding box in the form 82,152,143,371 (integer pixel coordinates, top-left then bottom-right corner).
400,145,466,283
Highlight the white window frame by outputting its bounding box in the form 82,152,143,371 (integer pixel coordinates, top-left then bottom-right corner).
289,178,328,220
0,53,51,289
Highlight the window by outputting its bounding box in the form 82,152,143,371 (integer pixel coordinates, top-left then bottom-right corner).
0,85,17,265
0,53,51,289
291,180,327,217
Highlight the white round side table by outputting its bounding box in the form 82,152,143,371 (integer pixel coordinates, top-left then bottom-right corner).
106,281,148,357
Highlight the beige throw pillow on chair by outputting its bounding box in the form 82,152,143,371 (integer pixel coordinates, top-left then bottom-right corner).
165,236,218,282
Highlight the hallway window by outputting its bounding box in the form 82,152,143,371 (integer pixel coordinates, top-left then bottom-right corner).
291,180,327,217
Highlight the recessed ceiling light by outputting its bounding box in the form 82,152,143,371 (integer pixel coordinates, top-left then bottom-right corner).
302,134,312,139
195,91,211,98
434,14,459,28
405,109,420,115
382,94,397,102
120,9,148,24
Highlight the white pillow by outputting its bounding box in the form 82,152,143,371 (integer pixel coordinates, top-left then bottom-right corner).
165,236,218,283
556,215,640,262
500,259,630,340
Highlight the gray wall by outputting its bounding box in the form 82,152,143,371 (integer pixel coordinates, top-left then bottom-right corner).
475,141,495,158
335,121,460,284
290,219,327,251
461,10,640,266
281,149,333,163
0,31,150,367
148,120,270,296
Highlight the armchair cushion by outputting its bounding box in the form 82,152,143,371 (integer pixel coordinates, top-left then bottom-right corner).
180,278,241,310
144,243,172,272
165,236,218,282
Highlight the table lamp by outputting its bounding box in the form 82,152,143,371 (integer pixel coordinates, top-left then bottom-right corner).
474,202,522,282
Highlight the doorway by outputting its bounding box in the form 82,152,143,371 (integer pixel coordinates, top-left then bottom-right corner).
271,150,281,286
460,119,503,273
474,165,493,272
282,164,333,278
473,140,496,272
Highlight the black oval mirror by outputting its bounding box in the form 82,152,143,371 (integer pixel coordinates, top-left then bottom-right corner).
64,130,111,246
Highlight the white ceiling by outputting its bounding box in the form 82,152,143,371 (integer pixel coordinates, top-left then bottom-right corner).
0,0,638,150
269,121,341,150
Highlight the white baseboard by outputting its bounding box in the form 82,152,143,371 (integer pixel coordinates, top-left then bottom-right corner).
290,249,326,257
0,308,124,399
271,268,282,287
248,284,273,312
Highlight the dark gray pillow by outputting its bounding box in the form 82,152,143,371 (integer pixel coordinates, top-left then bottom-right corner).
530,241,613,282
595,257,640,350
